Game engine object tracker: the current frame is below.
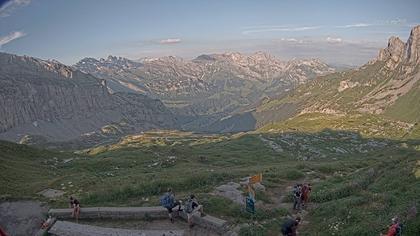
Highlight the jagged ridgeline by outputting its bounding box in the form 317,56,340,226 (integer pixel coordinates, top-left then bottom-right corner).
74,52,334,133
257,25,420,138
0,53,177,145
0,50,335,145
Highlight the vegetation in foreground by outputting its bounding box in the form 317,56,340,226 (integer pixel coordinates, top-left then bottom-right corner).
1,127,420,235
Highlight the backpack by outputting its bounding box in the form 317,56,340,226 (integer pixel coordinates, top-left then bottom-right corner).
160,193,174,208
183,198,194,213
293,186,301,198
281,218,296,234
396,223,403,236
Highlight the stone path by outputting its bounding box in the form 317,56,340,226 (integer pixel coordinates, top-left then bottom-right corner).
76,218,221,236
49,220,184,236
48,206,235,236
0,200,47,236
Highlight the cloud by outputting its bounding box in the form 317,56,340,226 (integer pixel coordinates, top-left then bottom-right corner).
159,38,181,44
336,19,411,29
0,31,26,48
386,18,407,25
281,38,297,42
0,0,31,17
326,37,343,43
279,38,306,44
242,26,321,35
336,23,371,29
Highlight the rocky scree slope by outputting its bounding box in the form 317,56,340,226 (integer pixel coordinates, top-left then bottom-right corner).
0,53,176,143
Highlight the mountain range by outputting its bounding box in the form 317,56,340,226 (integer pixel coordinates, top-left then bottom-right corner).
0,25,419,146
74,52,334,132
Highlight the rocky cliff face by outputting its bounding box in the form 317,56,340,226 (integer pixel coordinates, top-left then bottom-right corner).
405,25,420,64
0,53,176,143
377,36,405,69
359,25,420,113
253,25,420,127
377,26,420,66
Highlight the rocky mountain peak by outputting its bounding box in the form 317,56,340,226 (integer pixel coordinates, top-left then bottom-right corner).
250,51,273,61
405,25,420,64
376,25,420,68
75,55,142,74
222,52,243,61
377,36,405,66
0,52,81,80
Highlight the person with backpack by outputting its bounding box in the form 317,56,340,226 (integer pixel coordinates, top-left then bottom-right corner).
0,227,8,236
281,216,301,236
293,184,302,211
301,183,312,207
160,188,182,223
69,196,80,222
184,194,205,228
381,217,403,236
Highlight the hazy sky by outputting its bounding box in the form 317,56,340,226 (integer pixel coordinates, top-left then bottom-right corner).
1,0,419,66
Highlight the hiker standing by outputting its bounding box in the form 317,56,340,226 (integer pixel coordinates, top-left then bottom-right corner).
301,183,312,207
184,194,205,228
69,196,80,222
0,227,8,236
293,184,302,211
160,188,182,223
281,216,301,236
381,217,403,236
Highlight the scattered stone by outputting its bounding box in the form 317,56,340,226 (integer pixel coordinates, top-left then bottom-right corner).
253,183,266,192
63,158,73,164
38,189,66,199
213,182,245,205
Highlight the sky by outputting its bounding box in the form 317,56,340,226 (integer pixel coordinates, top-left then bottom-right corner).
0,0,419,66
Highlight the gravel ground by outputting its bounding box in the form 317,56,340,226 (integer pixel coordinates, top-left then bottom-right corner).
0,201,47,236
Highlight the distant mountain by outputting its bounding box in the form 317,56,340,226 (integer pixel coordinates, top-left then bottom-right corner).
0,53,176,144
256,25,420,131
74,52,334,132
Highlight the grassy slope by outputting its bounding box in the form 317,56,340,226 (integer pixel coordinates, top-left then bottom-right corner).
0,141,77,198
1,130,420,235
385,78,420,123
307,147,420,235
259,113,414,139
257,62,387,114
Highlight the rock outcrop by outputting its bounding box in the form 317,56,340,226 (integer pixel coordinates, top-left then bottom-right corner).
359,25,420,113
377,25,420,67
253,25,420,126
0,53,176,143
377,36,405,69
405,25,420,64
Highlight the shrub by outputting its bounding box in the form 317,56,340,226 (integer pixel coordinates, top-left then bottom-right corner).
284,170,305,180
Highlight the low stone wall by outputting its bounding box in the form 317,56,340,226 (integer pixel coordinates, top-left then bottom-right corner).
48,206,168,220
48,207,237,235
49,220,184,236
177,211,228,234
